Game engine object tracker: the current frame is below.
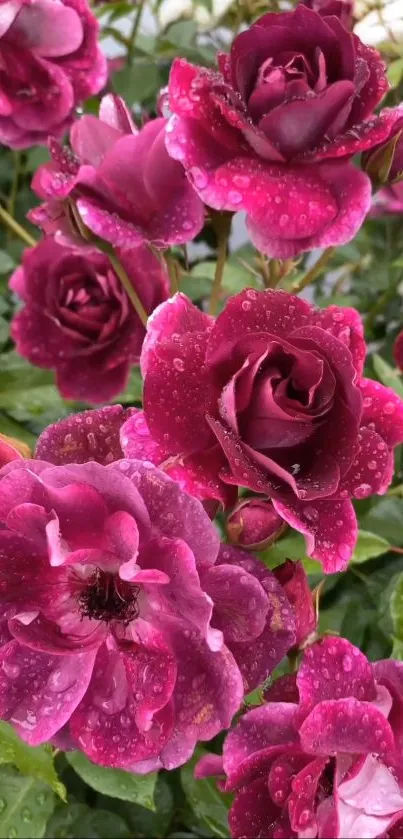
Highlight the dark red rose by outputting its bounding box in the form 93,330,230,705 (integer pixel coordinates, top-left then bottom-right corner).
166,6,395,256
129,290,403,573
10,239,168,403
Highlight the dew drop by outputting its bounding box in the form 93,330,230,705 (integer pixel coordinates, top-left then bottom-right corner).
173,357,185,372
0,799,6,814
384,402,395,415
21,808,32,823
241,300,251,312
342,654,352,672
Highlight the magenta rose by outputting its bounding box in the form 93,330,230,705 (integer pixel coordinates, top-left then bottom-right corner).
29,94,205,249
130,289,403,572
0,451,296,768
300,0,354,28
0,0,106,149
10,238,168,403
196,637,403,839
165,5,397,257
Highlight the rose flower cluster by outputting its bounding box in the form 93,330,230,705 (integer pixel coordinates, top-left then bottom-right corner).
2,0,403,834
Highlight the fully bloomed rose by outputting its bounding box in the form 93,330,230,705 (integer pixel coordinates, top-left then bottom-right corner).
29,94,205,249
0,0,106,149
165,5,396,257
131,289,403,572
10,239,168,403
196,637,403,839
0,443,296,768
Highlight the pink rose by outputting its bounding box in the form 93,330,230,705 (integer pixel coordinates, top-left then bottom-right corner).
0,0,106,149
29,94,205,249
0,454,295,768
130,289,403,572
196,637,403,839
165,6,396,256
10,239,168,403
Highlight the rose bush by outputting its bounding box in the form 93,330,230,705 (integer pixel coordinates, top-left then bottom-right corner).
0,0,106,148
196,637,403,839
29,94,205,249
129,289,403,572
165,5,396,256
0,446,296,768
10,239,168,403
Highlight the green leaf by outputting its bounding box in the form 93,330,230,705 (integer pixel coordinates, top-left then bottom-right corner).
261,531,322,575
392,637,403,659
96,775,174,838
66,752,157,808
0,250,15,274
387,57,403,87
372,354,403,398
0,316,8,349
0,723,65,800
114,365,143,403
113,63,161,104
0,765,56,839
181,748,230,838
390,572,403,640
0,413,36,448
45,797,131,839
361,498,403,545
350,530,391,563
162,20,197,47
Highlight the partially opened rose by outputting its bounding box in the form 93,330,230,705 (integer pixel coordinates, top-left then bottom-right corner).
165,5,395,256
0,456,295,768
196,637,403,839
130,289,403,572
10,239,168,403
0,0,106,149
29,94,205,249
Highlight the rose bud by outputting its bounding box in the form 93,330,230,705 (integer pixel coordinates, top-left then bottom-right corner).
226,498,286,550
273,559,317,648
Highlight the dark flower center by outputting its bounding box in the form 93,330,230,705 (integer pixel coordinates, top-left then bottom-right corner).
78,568,140,623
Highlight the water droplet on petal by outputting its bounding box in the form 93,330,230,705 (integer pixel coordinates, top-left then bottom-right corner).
173,357,185,372
342,654,352,672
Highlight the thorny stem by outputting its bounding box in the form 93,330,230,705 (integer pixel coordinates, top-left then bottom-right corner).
208,212,232,316
0,205,36,247
293,246,335,293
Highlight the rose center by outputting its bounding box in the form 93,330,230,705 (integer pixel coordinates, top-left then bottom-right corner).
78,568,140,623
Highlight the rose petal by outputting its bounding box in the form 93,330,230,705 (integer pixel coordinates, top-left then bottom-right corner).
299,698,395,757
273,497,357,573
0,640,96,745
36,406,133,466
359,378,403,449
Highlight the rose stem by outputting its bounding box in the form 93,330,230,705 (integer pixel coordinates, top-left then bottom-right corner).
127,0,145,65
7,152,22,220
209,211,232,316
293,246,335,293
0,205,36,247
165,250,180,295
104,246,148,327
